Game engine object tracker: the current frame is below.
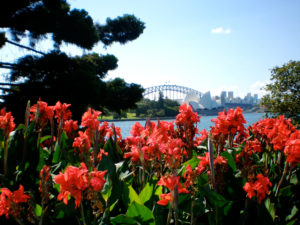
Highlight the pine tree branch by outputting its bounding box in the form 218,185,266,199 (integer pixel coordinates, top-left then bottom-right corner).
6,39,46,55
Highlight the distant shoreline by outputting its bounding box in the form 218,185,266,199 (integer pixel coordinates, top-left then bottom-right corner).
100,111,264,122
99,116,176,122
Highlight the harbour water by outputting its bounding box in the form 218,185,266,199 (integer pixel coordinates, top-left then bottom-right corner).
109,113,266,138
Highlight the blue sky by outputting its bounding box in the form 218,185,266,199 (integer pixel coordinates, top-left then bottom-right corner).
1,0,300,98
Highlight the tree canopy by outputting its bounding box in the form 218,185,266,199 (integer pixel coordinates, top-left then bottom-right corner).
0,0,145,122
260,60,300,125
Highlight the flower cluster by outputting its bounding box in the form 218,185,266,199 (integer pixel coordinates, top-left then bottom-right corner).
243,174,272,204
0,108,15,136
157,175,189,206
211,107,247,150
284,130,300,166
30,100,54,129
175,103,200,150
250,116,296,151
54,163,106,208
73,108,120,166
0,185,30,218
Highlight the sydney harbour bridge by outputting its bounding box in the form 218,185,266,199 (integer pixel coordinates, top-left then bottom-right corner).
143,84,202,101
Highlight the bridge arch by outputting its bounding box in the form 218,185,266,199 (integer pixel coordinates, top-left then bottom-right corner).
143,85,202,100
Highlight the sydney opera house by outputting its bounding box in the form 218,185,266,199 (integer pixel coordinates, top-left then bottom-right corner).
183,91,221,110
182,90,258,114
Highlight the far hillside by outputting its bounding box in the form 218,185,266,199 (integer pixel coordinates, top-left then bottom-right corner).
102,92,180,119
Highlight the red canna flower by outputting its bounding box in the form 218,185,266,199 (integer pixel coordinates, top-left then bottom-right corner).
130,122,144,137
284,130,300,166
157,174,189,206
54,163,89,208
183,164,194,188
196,152,227,174
0,185,30,218
197,152,210,169
73,131,91,154
157,193,173,206
175,103,200,149
0,108,16,135
243,174,272,204
64,119,79,137
54,163,107,208
124,144,141,162
81,108,101,131
175,103,200,127
89,169,107,191
158,175,189,194
194,129,209,146
250,116,296,151
53,101,72,123
211,107,247,141
30,100,54,128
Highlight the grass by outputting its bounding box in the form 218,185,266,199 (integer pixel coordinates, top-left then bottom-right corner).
99,112,140,120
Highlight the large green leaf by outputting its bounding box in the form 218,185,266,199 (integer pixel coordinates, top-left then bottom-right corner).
36,147,50,171
205,189,229,208
101,177,112,202
110,215,138,225
126,202,155,225
139,182,154,204
264,198,275,221
52,142,61,163
122,183,143,208
181,156,200,175
221,151,236,172
34,204,43,217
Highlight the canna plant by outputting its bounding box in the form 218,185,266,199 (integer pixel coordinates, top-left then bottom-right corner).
0,101,298,225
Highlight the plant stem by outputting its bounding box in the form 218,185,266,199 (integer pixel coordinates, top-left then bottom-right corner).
166,207,172,225
208,137,216,190
191,197,195,225
3,134,9,176
275,162,288,197
174,183,179,225
80,202,87,225
14,217,25,225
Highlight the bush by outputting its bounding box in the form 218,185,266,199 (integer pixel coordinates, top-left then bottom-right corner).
0,101,299,225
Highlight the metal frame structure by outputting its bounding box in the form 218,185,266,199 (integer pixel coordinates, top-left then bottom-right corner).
143,85,202,100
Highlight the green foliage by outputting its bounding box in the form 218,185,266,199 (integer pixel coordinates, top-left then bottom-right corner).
0,0,145,122
135,97,180,118
261,60,300,125
0,102,299,225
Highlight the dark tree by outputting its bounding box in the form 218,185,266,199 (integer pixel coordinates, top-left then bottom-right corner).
261,61,300,126
105,78,144,115
0,0,145,121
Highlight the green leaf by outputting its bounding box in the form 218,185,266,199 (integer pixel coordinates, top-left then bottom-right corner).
52,142,61,163
36,147,50,171
55,210,64,219
109,199,119,211
40,135,52,144
139,182,154,204
286,205,298,221
110,215,137,225
122,183,143,208
102,177,112,202
205,189,229,208
126,202,155,225
181,156,200,175
264,198,275,221
221,151,236,172
290,173,298,185
154,185,162,198
278,185,292,197
34,204,43,217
